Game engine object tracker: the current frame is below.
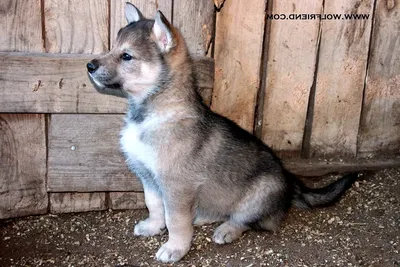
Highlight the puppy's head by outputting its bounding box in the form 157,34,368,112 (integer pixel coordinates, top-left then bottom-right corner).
87,3,177,102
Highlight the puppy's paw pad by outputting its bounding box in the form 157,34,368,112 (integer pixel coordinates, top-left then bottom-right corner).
155,242,189,263
213,224,242,244
134,219,165,237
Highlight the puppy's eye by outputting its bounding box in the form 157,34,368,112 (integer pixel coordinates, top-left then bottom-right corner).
121,53,133,61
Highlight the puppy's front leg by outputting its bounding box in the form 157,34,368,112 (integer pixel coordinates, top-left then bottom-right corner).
134,184,165,236
156,191,194,263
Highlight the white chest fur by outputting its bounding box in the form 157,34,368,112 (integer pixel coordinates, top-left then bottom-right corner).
120,120,158,174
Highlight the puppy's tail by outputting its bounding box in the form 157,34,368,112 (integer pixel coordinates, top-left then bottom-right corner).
291,172,359,209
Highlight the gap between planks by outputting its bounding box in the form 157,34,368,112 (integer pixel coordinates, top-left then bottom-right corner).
253,0,274,139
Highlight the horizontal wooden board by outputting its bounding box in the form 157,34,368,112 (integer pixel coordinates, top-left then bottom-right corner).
50,192,107,214
283,157,400,177
0,52,126,113
358,0,400,157
0,52,214,113
110,192,146,210
47,114,143,192
0,114,48,219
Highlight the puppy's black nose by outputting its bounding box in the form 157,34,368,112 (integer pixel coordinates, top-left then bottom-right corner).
87,60,99,73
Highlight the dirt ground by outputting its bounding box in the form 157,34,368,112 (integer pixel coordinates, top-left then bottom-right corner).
1,168,399,267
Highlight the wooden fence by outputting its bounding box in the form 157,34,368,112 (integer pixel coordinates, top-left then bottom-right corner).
1,0,399,219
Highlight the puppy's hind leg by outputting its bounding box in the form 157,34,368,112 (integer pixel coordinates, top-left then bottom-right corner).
213,220,250,244
258,212,286,233
212,204,253,244
213,174,288,244
213,208,286,244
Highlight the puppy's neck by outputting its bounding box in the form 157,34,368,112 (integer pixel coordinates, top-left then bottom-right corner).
139,30,199,111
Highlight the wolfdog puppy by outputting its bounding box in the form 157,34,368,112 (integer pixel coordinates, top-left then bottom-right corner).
87,3,358,263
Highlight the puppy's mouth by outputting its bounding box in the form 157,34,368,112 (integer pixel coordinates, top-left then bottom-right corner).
88,73,121,90
103,82,121,89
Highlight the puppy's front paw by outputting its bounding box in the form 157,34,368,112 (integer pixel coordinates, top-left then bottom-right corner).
155,241,190,263
134,218,165,237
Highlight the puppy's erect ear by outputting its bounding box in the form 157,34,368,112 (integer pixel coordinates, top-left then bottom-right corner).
125,2,143,24
152,11,175,53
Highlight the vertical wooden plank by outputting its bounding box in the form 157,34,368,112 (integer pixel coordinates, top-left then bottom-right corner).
310,0,375,157
0,1,47,219
173,0,214,56
50,193,107,214
0,114,48,219
110,0,172,47
44,0,109,54
0,0,43,52
358,0,400,157
211,0,266,132
261,0,322,157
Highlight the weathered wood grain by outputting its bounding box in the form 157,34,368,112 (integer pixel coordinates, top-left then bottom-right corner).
50,192,107,214
0,114,48,219
44,0,109,53
0,0,43,52
310,0,375,157
261,0,323,157
110,0,172,47
214,0,226,10
211,0,266,132
47,114,143,192
358,0,400,157
110,192,145,210
0,52,213,113
0,52,127,113
173,0,214,56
